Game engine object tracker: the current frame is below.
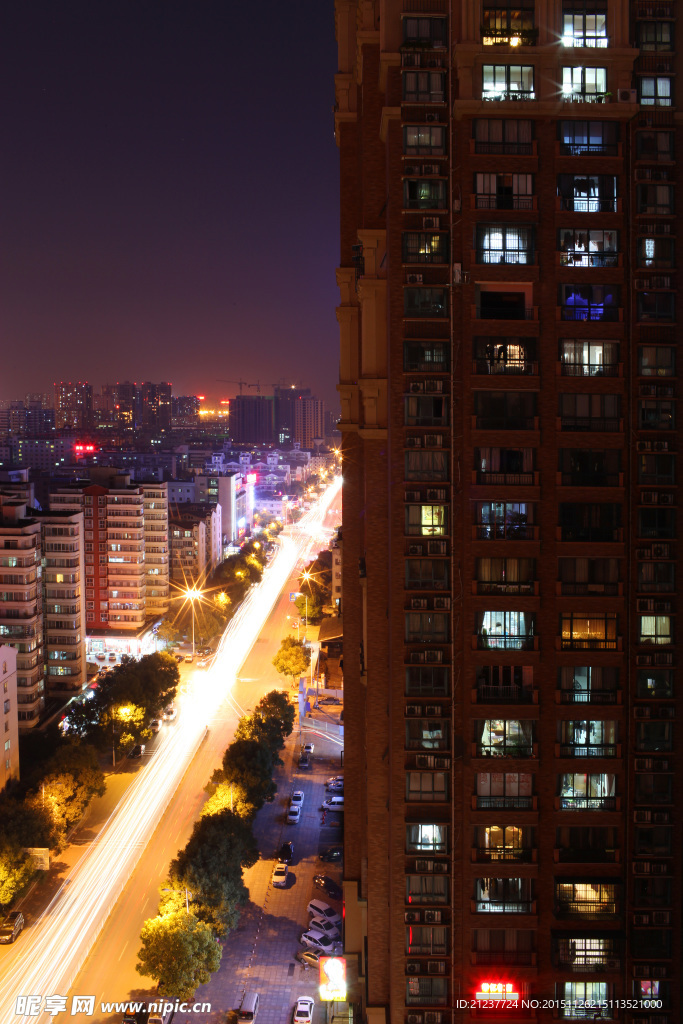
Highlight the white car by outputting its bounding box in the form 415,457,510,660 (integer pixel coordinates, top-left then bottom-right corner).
309,915,340,939
292,998,314,1024
299,929,342,955
302,742,314,755
291,790,305,809
307,900,342,928
163,705,177,721
287,805,301,824
272,862,288,888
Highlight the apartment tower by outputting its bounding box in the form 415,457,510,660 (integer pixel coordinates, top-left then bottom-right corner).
336,1,680,1022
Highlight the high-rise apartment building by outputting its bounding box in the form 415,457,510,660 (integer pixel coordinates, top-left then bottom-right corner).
54,382,93,430
37,509,87,694
294,396,326,450
337,2,680,1022
0,494,45,728
142,483,170,619
230,395,275,444
0,646,19,792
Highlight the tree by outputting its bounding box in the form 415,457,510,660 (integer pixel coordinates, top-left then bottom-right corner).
295,592,323,623
136,911,221,999
234,691,295,763
156,620,179,647
171,808,259,934
220,738,276,810
272,636,310,683
0,845,34,909
201,781,256,821
27,743,106,845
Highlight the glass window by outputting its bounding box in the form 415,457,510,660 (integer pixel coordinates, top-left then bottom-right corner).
404,339,450,371
475,719,534,756
405,717,450,750
474,118,533,153
406,558,450,589
475,877,534,912
475,501,534,540
558,666,619,703
406,873,449,904
557,982,609,1014
482,0,535,43
474,173,533,209
638,615,672,645
558,392,621,429
560,612,618,649
558,228,617,267
638,22,672,50
475,771,534,809
406,772,448,802
637,235,674,268
636,668,673,698
636,722,672,752
403,178,447,210
636,131,673,161
405,665,450,696
559,772,616,809
482,65,535,100
404,396,449,426
637,184,673,215
638,507,675,538
559,284,620,321
405,611,450,643
406,823,448,853
405,450,449,481
403,17,447,47
403,71,446,103
405,504,448,536
557,174,617,212
637,293,675,323
476,224,534,263
559,720,618,756
403,125,446,155
559,339,619,375
402,232,449,263
639,76,672,106
404,287,448,317
559,119,617,154
639,398,675,429
562,66,608,98
562,3,607,47
475,609,535,649
555,881,617,914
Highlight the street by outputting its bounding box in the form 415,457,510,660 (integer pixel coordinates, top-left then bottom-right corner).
0,483,342,1024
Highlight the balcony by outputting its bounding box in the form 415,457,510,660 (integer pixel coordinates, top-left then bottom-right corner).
475,249,536,265
475,682,536,704
473,899,535,914
563,91,609,104
474,580,537,595
475,742,535,758
476,634,537,651
559,251,619,268
558,197,618,213
474,470,537,486
482,91,535,102
473,358,537,376
473,194,535,211
558,686,620,705
557,899,618,919
473,523,537,541
474,847,536,863
559,304,621,322
555,950,620,972
475,795,535,810
561,637,619,651
474,304,536,321
559,796,618,810
558,743,618,757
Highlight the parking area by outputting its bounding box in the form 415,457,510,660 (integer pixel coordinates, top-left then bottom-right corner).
191,730,343,1024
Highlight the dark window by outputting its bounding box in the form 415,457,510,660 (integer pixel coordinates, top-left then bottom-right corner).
404,340,450,371
405,450,449,481
558,557,620,594
636,723,672,753
631,929,671,958
475,770,534,809
406,611,450,643
639,399,675,429
637,21,672,50
558,666,619,704
636,131,673,161
475,446,535,484
474,173,533,210
474,391,537,429
637,293,675,323
637,560,675,592
473,118,533,154
405,559,450,590
404,287,448,318
555,826,618,861
403,178,447,210
477,290,533,320
637,184,673,215
638,507,675,538
475,557,536,594
636,668,673,698
403,17,447,47
403,71,446,103
638,453,675,485
634,773,672,805
558,393,621,430
404,396,449,426
476,665,534,703
559,119,617,154
559,503,621,542
405,665,450,696
558,449,621,486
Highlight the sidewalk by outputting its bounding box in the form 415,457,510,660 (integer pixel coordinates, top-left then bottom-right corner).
187,720,344,1024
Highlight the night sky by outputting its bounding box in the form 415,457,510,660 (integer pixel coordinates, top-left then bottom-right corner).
2,2,340,408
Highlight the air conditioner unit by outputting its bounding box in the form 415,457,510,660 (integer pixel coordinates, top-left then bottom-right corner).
411,597,428,609
425,705,441,716
637,441,652,452
618,88,637,103
407,273,424,285
405,910,421,923
410,381,425,393
635,758,653,770
653,440,669,451
634,809,652,822
407,1015,423,1024
432,861,448,873
425,113,439,123
424,650,443,663
634,913,650,926
423,216,439,229
424,910,442,924
635,707,651,719
406,436,422,448
634,279,648,291
652,966,668,978
425,434,443,447
605,958,621,970
416,754,431,767
405,164,421,176
633,965,650,979
659,493,674,504
427,961,446,974
406,490,421,501
653,811,670,823
415,859,431,872
435,756,451,769
423,164,439,176
653,911,671,925
408,544,423,555
434,597,450,610
425,1012,443,1023
652,544,668,556
636,654,652,666
406,962,421,974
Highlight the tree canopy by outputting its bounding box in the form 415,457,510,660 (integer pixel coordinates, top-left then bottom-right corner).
136,911,222,999
272,636,310,681
219,739,277,810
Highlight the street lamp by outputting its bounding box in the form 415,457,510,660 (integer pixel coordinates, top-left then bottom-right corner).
185,586,201,658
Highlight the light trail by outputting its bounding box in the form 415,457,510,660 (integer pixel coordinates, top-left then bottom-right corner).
0,478,341,1024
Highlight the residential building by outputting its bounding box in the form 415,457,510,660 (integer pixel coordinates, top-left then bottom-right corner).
37,509,87,695
0,646,19,791
337,2,681,1023
294,396,325,450
54,382,93,430
141,483,170,619
0,494,45,728
230,395,275,444
170,515,206,585
274,386,312,445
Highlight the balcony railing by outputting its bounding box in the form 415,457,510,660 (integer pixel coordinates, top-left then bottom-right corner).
482,90,536,102
558,687,619,705
477,634,536,650
474,847,535,862
476,580,536,595
563,91,609,104
475,306,536,320
475,471,535,485
473,358,537,376
476,743,535,758
476,249,535,264
556,952,620,972
561,1009,614,1021
561,637,618,650
476,796,534,810
560,251,618,268
559,197,617,213
475,415,536,430
558,743,618,757
475,900,534,914
474,141,534,155
472,950,536,965
559,796,618,810
476,683,535,704
474,194,534,210
560,304,620,322
555,847,619,863
474,523,536,541
559,526,621,542
560,142,618,156
555,899,618,918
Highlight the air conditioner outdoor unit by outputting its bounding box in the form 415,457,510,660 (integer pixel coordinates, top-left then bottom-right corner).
408,544,423,555
653,911,671,925
407,273,424,285
424,910,442,924
416,755,431,767
635,758,652,770
406,962,421,974
411,597,428,609
634,279,648,290
425,1012,443,1023
407,1015,423,1024
427,961,445,975
423,216,439,229
634,810,651,822
410,381,425,393
423,164,439,175
653,811,670,823
659,493,674,504
405,164,421,176
618,88,637,103
432,861,448,873
406,436,422,448
415,859,430,872
426,705,441,716
637,440,652,451
425,112,439,123
633,913,650,926
633,965,650,978
405,911,421,923
654,440,669,451
636,655,652,666
434,597,450,610
406,490,421,501
406,705,422,716
652,965,667,977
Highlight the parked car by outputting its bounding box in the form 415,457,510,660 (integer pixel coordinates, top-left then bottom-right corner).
128,744,145,759
319,846,343,863
326,776,344,787
292,998,314,1024
299,929,342,955
278,841,294,864
326,780,344,793
95,653,106,662
295,949,320,970
163,705,177,721
322,796,344,813
287,805,301,824
302,742,314,755
318,696,341,706
307,900,342,927
150,719,161,733
309,915,340,939
108,652,117,662
290,790,304,809
272,862,288,888
298,752,310,769
0,911,24,944
313,875,343,901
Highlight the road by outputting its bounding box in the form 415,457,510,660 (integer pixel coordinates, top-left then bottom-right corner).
0,481,342,1024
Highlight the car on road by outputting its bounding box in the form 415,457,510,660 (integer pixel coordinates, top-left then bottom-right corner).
95,653,106,661
163,705,177,721
150,719,161,733
292,997,314,1024
278,841,294,864
309,915,340,939
299,929,342,955
128,744,145,759
272,862,288,888
295,949,320,971
318,696,341,706
313,875,343,901
287,805,301,824
298,752,310,769
108,652,117,662
0,911,24,944
290,790,304,809
184,654,194,664
302,742,314,755
307,900,342,927
197,658,208,668
174,654,184,662
319,846,343,863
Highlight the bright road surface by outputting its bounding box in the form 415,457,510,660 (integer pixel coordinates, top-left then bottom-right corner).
0,478,341,1024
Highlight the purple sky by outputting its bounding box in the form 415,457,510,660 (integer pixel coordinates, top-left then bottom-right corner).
2,2,340,409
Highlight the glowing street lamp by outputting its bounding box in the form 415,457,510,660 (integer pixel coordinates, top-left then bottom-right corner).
184,586,202,658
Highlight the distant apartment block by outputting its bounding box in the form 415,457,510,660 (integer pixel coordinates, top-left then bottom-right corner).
54,382,93,430
0,646,19,791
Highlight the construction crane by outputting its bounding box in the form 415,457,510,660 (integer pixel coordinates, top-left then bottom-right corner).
216,379,261,395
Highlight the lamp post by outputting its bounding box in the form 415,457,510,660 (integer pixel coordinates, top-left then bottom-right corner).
161,886,193,914
185,586,200,658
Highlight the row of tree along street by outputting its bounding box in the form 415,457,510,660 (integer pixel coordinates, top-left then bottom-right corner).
136,691,296,999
